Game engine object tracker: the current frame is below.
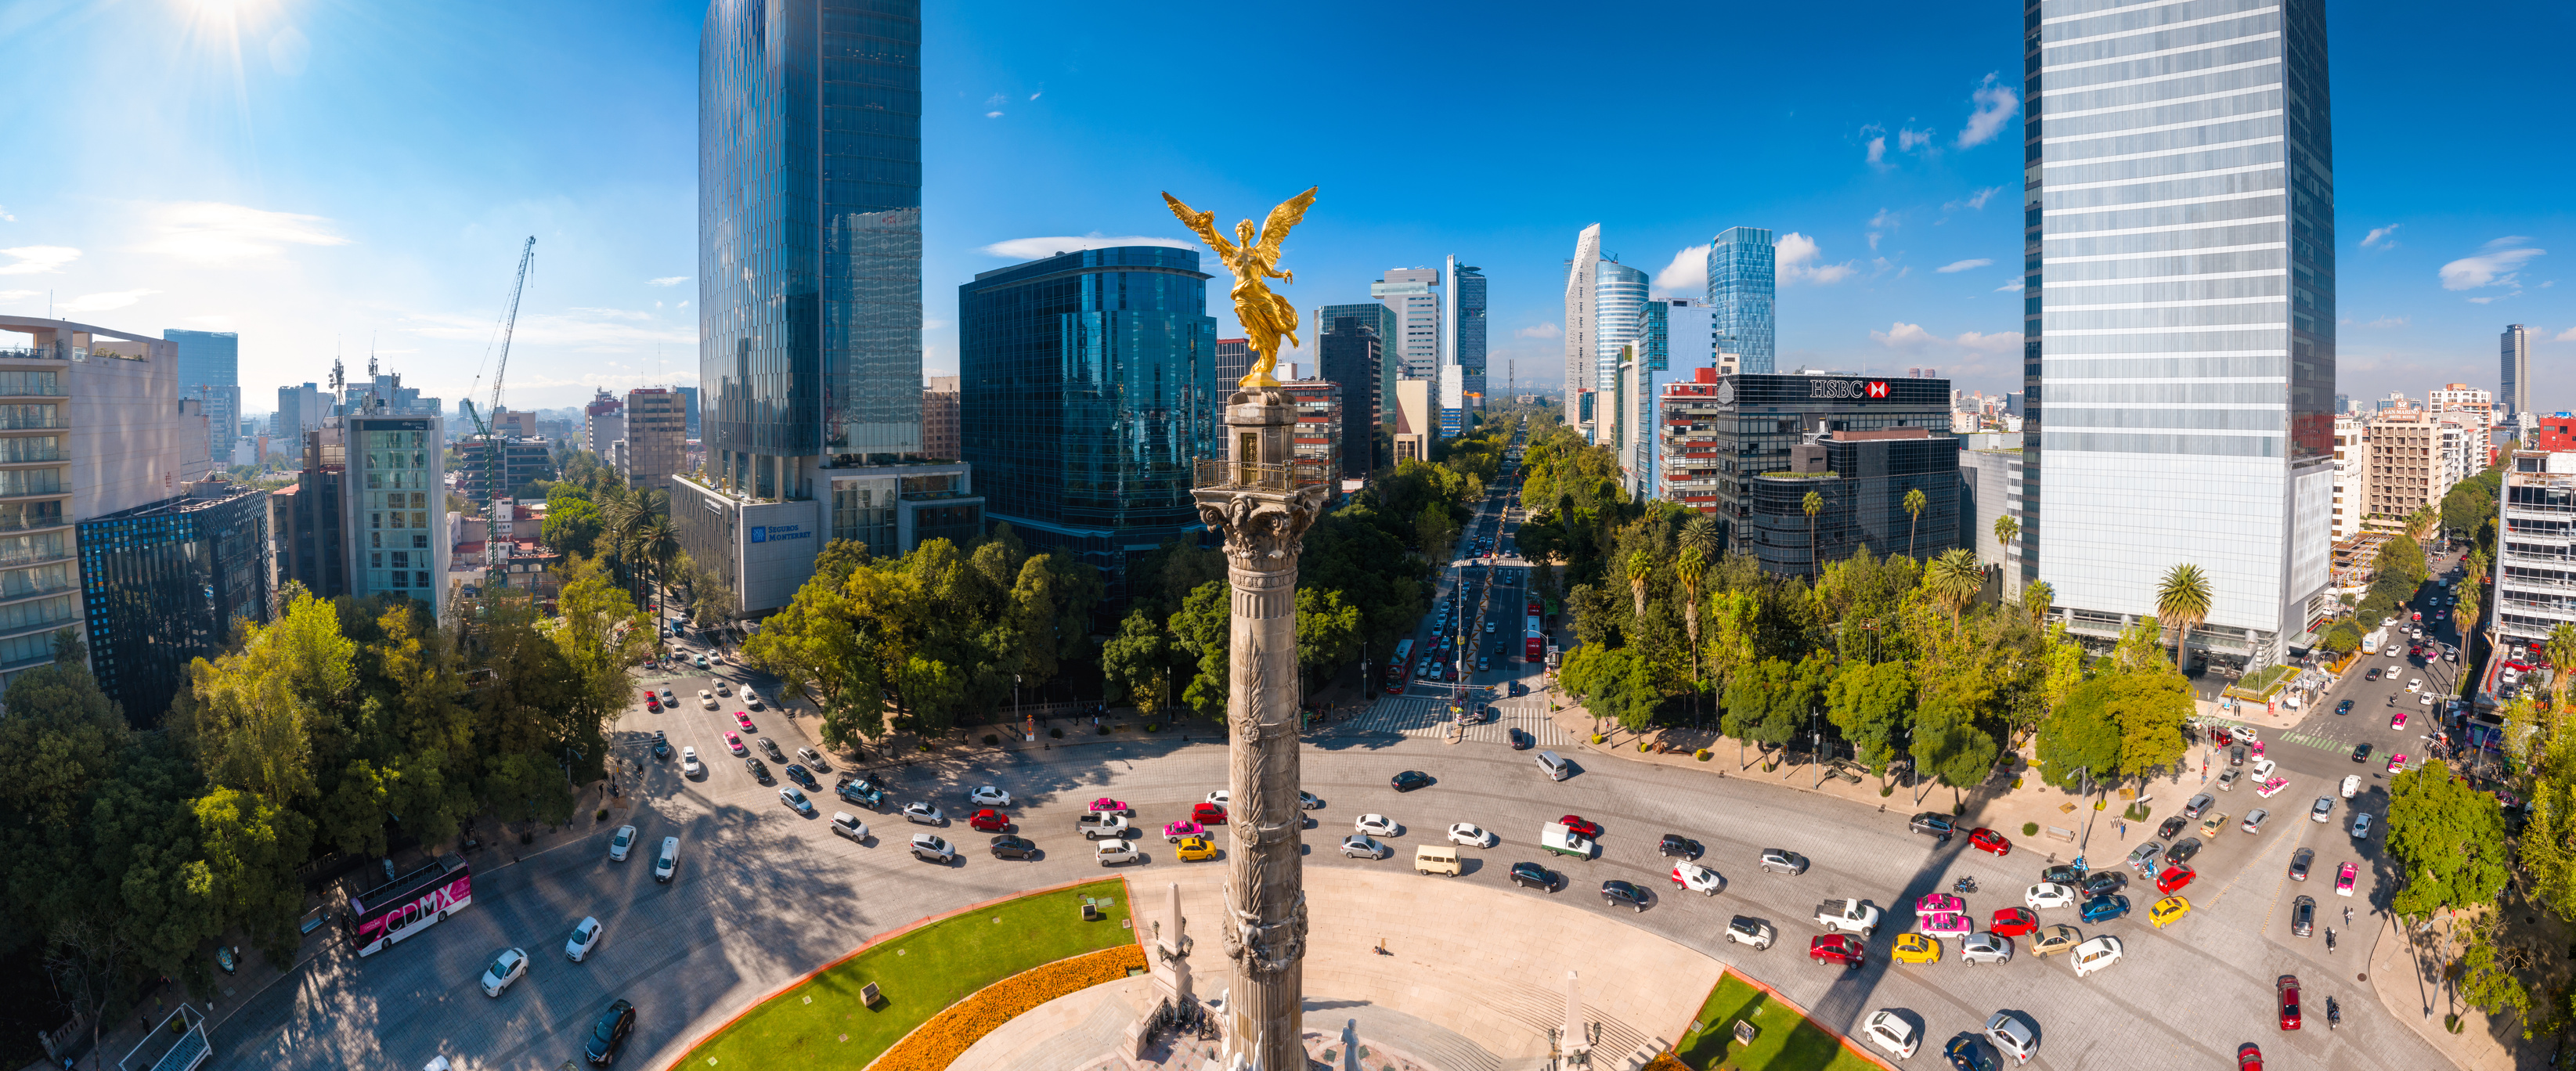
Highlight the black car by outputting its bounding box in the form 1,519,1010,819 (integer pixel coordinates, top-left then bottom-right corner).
1508,727,1532,750
744,757,773,784
2038,863,2083,886
2081,871,2127,897
785,763,818,789
1391,770,1433,792
2289,847,2314,882
2165,837,2203,864
2230,745,2246,766
584,998,637,1065
989,835,1037,859
2157,815,2191,840
1658,834,1704,860
1943,1033,1999,1071
651,731,670,759
1600,879,1650,912
1510,861,1559,891
757,737,785,761
1910,812,1956,837
2291,894,2316,937
2353,742,2374,763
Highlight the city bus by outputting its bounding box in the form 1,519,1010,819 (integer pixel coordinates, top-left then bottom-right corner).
345,853,473,957
1387,640,1413,693
1525,615,1544,662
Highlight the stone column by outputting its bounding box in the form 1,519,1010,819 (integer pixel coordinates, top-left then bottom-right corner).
1194,387,1327,1071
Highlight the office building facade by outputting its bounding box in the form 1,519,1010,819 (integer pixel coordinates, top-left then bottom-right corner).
1391,379,1434,463
345,410,449,618
2502,325,2531,417
958,247,1212,601
1627,298,1720,500
1214,337,1251,391
78,479,269,726
1745,429,1961,577
2498,449,2576,649
167,329,239,460
1371,268,1441,388
1593,261,1647,404
2027,0,2336,664
1445,258,1486,411
276,381,331,439
1316,302,1398,434
1564,225,1602,438
1281,376,1341,484
1662,373,1951,550
1707,227,1776,375
1957,444,2026,600
1318,316,1384,478
921,375,959,461
623,388,687,491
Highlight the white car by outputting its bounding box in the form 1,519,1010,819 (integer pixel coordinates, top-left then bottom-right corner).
909,834,954,862
1984,1011,2040,1064
608,824,637,862
967,786,1011,807
2311,796,2335,823
698,689,718,709
1340,835,1388,859
2341,774,2362,799
1206,790,1230,806
1095,839,1140,866
2407,678,2423,694
2025,882,2076,911
1961,932,2014,965
901,802,943,825
1355,813,1399,837
565,917,601,962
2071,935,2124,978
1863,1010,1919,1060
744,691,765,711
2351,813,2375,839
829,812,867,842
2250,758,2276,781
2235,726,2260,743
478,947,529,997
1670,861,1724,896
1446,822,1492,848
680,747,703,777
654,837,679,882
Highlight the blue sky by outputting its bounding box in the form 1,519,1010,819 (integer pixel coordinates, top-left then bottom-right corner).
2,0,2570,413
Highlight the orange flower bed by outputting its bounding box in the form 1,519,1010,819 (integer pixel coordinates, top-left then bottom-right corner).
869,943,1147,1071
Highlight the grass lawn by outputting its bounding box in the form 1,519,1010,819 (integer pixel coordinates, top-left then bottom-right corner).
681,879,1134,1069
1672,972,1881,1071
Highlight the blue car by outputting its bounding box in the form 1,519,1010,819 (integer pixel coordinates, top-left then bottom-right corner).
2080,894,2130,924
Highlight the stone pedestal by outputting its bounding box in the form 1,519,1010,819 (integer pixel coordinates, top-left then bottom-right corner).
1192,387,1328,1071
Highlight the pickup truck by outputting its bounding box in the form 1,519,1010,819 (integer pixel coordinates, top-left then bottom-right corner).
1815,899,1881,936
1079,813,1135,839
1539,822,1595,859
834,776,885,809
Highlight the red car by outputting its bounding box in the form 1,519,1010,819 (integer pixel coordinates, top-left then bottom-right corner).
1192,802,1228,824
1990,907,2039,936
969,809,1009,832
1968,827,2012,856
1558,815,1604,838
2277,974,2301,1030
1809,933,1864,968
2238,1042,2262,1071
2156,864,2196,895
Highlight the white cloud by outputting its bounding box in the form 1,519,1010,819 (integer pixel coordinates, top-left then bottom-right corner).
976,233,1196,260
1871,321,2023,356
1776,233,1856,285
1954,330,2022,355
1871,322,1939,350
1654,244,1709,295
647,276,689,287
2365,316,2408,328
1957,74,2019,148
140,202,350,265
1945,186,2004,212
1514,323,1562,341
184,315,234,327
1937,258,1993,273
56,289,157,314
2557,327,2576,342
568,307,654,321
984,93,1007,107
985,111,1003,118
1898,128,1932,152
2469,295,2507,305
0,246,81,274
0,204,16,222
1864,135,1887,168
2361,224,2401,249
1994,279,2022,293
2440,240,2544,291
1029,92,1041,100
400,308,694,351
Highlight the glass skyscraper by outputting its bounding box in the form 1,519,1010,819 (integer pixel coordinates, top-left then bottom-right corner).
2027,0,2336,664
1592,261,1647,398
1447,259,1486,409
1318,301,1400,432
1706,227,1776,374
699,0,922,502
165,329,238,459
958,247,1216,600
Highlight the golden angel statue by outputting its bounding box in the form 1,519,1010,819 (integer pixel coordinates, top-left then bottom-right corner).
1162,186,1318,390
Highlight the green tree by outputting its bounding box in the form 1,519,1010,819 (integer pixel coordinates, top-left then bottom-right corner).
1903,487,1927,559
2022,579,2055,626
2155,563,2213,665
1993,514,2019,553
194,785,314,961
1625,550,1654,618
1914,694,2001,806
1723,654,1827,760
1802,491,1824,578
2455,921,2535,1037
2549,622,2576,709
2109,670,2194,784
1560,645,1661,733
1679,514,1719,564
1171,581,1231,719
2034,676,2125,790
1295,587,1364,691
1673,546,1708,684
2384,766,2509,918
1925,548,1983,633
1824,660,1914,772
540,496,604,557
1100,609,1174,716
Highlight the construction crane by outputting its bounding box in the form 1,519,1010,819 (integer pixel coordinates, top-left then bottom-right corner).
462,236,536,598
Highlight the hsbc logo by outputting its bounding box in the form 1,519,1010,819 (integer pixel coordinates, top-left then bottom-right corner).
1809,379,1891,400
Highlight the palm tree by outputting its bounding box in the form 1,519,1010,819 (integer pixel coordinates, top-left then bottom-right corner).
1993,514,2019,554
1679,514,1719,563
1927,548,1983,632
1625,550,1654,618
1803,491,1825,578
1675,545,1707,677
1903,488,1928,560
2022,579,2055,627
2156,563,2213,668
635,514,682,609
2549,623,2576,709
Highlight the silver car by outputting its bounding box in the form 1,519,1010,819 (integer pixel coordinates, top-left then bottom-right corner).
1340,835,1387,859
1758,848,1809,875
2127,841,2163,872
2311,796,2335,823
1984,1011,2040,1064
1961,931,2014,965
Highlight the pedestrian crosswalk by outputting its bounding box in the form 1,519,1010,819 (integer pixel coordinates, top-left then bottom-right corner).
2277,730,2347,752
1332,694,1573,748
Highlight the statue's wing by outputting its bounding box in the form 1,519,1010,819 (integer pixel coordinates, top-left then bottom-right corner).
1163,192,1239,261
1254,186,1319,260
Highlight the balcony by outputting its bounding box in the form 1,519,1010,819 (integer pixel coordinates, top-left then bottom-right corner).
0,347,67,362
1193,458,1331,494
0,544,74,569
0,412,65,431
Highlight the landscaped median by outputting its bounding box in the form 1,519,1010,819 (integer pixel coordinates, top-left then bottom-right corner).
676,879,1138,1070
1672,970,1884,1071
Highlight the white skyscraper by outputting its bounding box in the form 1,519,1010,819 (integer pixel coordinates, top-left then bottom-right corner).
1593,261,1647,400
1372,268,1441,402
2502,324,2531,417
1564,225,1601,439
2028,0,2336,666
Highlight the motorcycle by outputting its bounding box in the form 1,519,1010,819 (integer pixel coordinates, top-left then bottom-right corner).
1953,876,1979,894
2326,997,2340,1030
2325,927,2336,953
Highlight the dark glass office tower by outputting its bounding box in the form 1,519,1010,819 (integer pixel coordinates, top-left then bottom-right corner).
1319,316,1384,478
78,481,271,726
700,0,922,501
958,247,1217,600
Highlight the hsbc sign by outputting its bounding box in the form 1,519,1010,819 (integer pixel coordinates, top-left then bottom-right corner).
1809,379,1891,400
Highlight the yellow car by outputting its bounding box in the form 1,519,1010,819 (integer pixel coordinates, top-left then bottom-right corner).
2149,896,2191,929
2199,813,2229,838
1890,932,1943,965
1174,835,1219,862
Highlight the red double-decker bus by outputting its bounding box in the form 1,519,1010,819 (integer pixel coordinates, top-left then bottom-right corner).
1386,639,1413,693
1524,615,1544,662
345,853,473,957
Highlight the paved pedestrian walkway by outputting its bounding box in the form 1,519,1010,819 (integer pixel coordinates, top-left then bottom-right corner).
1338,694,1573,748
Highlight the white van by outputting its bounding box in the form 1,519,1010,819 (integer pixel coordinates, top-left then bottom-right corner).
1536,751,1571,781
654,837,680,883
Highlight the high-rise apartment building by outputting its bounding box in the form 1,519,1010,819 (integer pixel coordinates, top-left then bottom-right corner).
1625,298,1720,499
921,376,959,462
1445,258,1486,411
1213,338,1251,391
1318,316,1384,478
1372,267,1441,391
623,388,687,491
958,247,1210,602
2330,415,2367,542
1564,225,1602,438
275,381,331,438
1707,227,1776,375
584,388,625,459
2498,449,2576,649
2502,325,2531,417
1280,375,1341,483
2026,0,2336,665
167,329,239,460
